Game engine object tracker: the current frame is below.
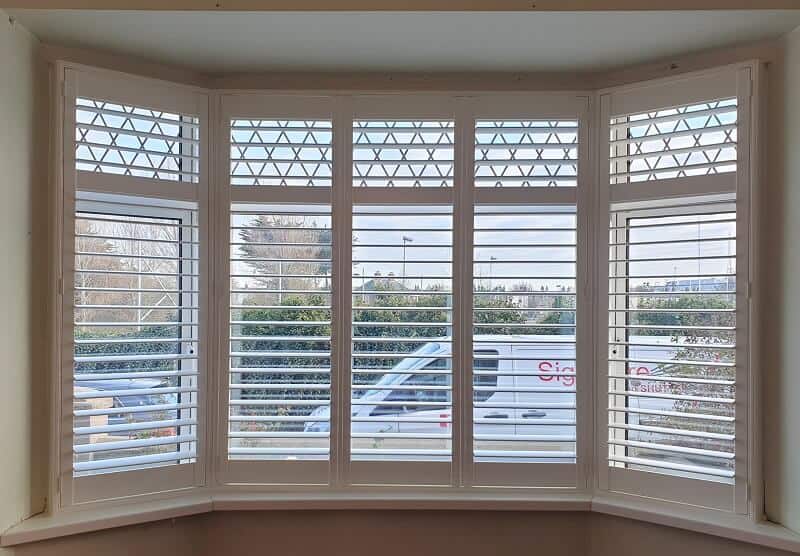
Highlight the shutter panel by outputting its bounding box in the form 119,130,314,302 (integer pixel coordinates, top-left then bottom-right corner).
472,205,577,464
351,204,453,462
73,207,199,475
219,96,336,485
607,204,737,482
475,120,578,188
64,68,207,505
76,97,199,183
609,98,737,184
230,119,332,187
466,104,588,489
228,204,333,461
353,120,454,188
600,66,751,512
348,106,457,486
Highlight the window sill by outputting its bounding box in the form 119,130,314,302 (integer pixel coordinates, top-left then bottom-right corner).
591,493,800,554
3,490,800,554
0,493,213,547
209,489,593,512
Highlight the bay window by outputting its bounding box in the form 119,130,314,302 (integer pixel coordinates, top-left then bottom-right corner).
54,63,757,517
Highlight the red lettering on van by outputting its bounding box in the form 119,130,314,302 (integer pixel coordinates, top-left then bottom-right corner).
538,361,575,387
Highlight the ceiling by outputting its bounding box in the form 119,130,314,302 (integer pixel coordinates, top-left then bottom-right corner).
8,9,800,74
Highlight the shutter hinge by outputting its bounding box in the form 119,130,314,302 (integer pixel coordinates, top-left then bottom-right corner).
57,277,64,297
60,79,66,99
745,77,753,99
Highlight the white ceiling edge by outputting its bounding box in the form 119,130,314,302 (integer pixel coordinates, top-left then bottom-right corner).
8,9,800,74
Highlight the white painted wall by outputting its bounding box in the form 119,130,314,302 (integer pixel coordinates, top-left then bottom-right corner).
0,9,43,552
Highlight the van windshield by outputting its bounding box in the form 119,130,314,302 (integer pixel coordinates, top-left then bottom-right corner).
360,342,442,398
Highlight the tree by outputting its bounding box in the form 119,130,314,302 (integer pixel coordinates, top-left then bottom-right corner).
237,213,332,292
630,294,735,339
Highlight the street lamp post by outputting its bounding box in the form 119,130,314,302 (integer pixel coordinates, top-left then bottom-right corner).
402,235,413,288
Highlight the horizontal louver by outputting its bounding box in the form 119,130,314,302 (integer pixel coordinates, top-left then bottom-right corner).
75,97,199,182
609,98,737,183
73,207,199,475
353,121,454,187
607,203,736,481
351,205,453,461
473,205,577,463
230,120,332,187
228,204,332,460
475,120,578,188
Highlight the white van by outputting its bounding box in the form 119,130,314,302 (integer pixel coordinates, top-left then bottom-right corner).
305,335,678,442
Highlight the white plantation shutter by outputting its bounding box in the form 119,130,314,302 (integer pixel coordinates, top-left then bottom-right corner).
230,119,332,187
228,204,333,461
599,66,752,512
472,205,577,465
347,103,457,486
218,95,336,485
351,205,454,464
50,66,763,510
62,68,208,505
216,94,593,490
353,120,454,188
75,97,200,183
466,102,589,488
73,203,199,475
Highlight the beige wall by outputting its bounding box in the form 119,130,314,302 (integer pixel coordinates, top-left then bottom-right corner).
0,11,45,554
590,514,793,556
7,510,798,556
764,25,800,532
204,510,590,556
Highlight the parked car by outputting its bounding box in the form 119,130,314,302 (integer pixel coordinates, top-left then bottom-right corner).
74,378,178,426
